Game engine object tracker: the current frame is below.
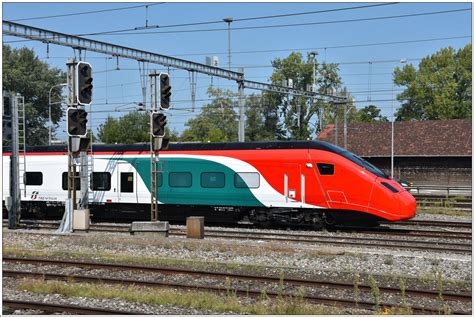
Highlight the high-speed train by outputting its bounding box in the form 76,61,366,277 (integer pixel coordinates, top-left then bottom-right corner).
2,141,416,228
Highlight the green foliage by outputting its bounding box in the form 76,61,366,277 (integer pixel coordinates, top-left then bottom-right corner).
368,275,380,312
354,105,389,122
97,111,179,144
353,272,360,307
97,112,148,144
394,44,472,120
3,44,66,145
266,52,342,140
181,87,238,142
244,93,282,141
19,279,342,315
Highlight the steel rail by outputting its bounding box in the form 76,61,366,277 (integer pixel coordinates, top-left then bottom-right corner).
2,299,140,314
5,219,472,238
167,228,471,247
3,220,472,251
4,256,471,302
384,220,472,229
168,230,472,253
3,269,469,315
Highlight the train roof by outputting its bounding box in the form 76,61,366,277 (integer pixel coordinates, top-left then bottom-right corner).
3,140,342,153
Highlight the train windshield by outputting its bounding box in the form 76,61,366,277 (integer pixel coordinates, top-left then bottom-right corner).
322,143,389,179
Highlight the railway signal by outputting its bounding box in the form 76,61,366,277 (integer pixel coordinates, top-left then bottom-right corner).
160,73,171,109
76,62,93,105
67,107,88,137
151,112,167,137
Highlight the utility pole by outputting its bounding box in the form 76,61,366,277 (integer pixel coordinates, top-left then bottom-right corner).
223,17,233,70
309,51,320,132
7,92,22,229
131,70,170,237
60,59,79,233
238,77,245,142
189,71,197,112
343,102,347,149
149,71,160,222
391,81,395,179
391,59,406,179
59,59,93,233
138,61,148,110
334,105,338,147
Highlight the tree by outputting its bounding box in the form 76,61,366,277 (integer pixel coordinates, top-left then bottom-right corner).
3,45,66,145
355,105,388,122
394,44,472,120
181,87,238,142
244,93,283,141
266,52,342,140
97,111,179,144
97,112,149,144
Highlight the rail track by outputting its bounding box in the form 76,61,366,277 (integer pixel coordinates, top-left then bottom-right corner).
413,195,472,211
2,299,139,314
82,221,473,240
4,219,472,254
383,219,472,229
167,229,471,253
3,257,471,314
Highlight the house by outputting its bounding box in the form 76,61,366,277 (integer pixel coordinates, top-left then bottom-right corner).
317,119,472,186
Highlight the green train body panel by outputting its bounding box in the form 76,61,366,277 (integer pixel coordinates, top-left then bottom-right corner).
116,157,264,207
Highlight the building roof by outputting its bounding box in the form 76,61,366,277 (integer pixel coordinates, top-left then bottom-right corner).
317,119,472,157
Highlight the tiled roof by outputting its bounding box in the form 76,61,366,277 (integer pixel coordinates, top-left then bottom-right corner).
316,119,472,157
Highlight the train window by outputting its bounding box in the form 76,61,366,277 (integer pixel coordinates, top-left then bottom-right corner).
381,182,399,193
158,172,163,187
24,172,43,186
317,163,334,175
91,172,111,191
120,172,134,193
169,172,192,188
61,172,81,190
234,172,260,188
201,172,225,188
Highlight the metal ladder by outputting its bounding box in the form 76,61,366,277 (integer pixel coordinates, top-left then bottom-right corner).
16,95,26,198
150,147,159,221
87,132,94,206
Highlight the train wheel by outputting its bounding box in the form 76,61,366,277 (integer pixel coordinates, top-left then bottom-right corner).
323,213,337,227
311,215,325,231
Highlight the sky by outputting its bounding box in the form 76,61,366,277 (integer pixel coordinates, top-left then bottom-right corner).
2,1,472,141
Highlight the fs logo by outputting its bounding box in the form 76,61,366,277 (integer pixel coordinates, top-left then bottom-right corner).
31,191,39,200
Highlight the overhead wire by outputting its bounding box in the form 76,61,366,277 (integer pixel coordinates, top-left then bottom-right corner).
3,8,471,44
77,8,472,37
79,2,399,36
8,3,165,22
171,35,471,57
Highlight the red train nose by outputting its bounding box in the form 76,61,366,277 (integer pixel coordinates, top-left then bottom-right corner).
398,190,417,220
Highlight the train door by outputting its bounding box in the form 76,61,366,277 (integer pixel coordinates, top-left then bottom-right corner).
117,162,137,203
283,164,305,206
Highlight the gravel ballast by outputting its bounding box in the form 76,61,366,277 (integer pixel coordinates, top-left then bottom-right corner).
2,221,472,314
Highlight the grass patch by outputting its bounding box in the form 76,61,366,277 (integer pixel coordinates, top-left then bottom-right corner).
380,306,413,315
2,246,268,274
17,279,343,315
416,207,471,217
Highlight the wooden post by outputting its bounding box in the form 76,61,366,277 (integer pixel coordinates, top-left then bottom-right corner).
186,217,204,239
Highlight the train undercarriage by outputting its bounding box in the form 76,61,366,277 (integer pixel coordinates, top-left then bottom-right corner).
3,201,384,230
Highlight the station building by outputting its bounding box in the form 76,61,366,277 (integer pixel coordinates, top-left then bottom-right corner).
317,119,472,186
